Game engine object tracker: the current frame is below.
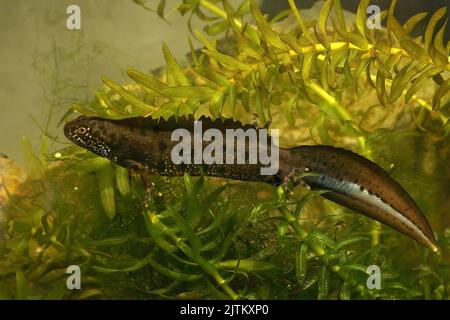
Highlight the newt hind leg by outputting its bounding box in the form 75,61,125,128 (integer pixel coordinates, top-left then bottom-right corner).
122,159,155,205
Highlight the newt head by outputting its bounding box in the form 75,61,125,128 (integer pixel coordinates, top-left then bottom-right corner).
64,116,117,158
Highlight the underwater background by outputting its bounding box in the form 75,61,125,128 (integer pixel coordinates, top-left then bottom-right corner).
0,0,449,299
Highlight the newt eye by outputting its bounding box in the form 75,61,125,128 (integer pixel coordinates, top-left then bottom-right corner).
77,127,87,134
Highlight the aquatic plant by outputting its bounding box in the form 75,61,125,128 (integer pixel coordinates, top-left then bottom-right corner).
0,0,449,299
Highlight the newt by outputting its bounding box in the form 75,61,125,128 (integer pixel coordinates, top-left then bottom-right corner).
64,115,438,252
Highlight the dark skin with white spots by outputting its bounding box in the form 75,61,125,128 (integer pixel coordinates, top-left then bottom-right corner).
64,115,438,252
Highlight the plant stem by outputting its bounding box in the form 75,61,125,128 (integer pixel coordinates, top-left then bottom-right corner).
370,220,381,246
199,0,227,19
195,254,239,299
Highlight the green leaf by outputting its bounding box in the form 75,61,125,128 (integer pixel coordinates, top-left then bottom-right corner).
316,113,332,144
424,7,447,49
403,12,428,34
127,67,167,94
188,37,199,65
16,270,27,300
283,95,296,127
162,42,190,86
432,79,450,109
115,165,130,196
341,263,369,274
143,212,178,254
399,39,428,62
102,77,155,113
336,236,370,250
376,69,387,106
387,0,409,42
253,88,267,125
343,56,353,84
166,206,202,253
228,85,237,116
317,265,329,300
277,223,288,238
71,103,96,117
307,230,335,249
405,67,442,103
132,0,153,11
320,54,330,91
374,39,391,55
151,100,181,119
340,282,351,300
94,252,202,281
288,0,316,45
83,233,138,246
42,281,67,300
294,190,328,217
270,9,291,24
199,185,228,216
209,92,225,117
433,21,448,56
428,40,448,65
432,284,445,300
295,244,308,286
203,49,253,71
333,0,347,32
74,289,104,300
161,86,218,101
302,51,317,82
337,28,369,49
95,91,128,116
445,119,450,137
387,0,399,42
157,0,168,22
236,0,251,16
355,0,370,38
250,0,288,50
225,2,262,59
97,162,115,219
21,136,42,179
315,0,333,49
365,60,376,88
354,56,371,81
204,20,229,36
194,65,231,87
389,61,416,103
383,51,402,73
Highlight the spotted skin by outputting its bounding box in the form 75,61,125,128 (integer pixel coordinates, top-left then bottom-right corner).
64,115,438,251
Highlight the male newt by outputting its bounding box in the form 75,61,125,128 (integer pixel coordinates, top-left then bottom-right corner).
64,115,438,252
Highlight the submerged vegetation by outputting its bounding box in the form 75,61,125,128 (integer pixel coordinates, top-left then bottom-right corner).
0,0,449,299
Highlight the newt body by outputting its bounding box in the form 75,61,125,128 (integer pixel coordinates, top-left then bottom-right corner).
64,115,438,251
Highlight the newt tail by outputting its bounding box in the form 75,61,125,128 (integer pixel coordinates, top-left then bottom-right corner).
64,115,438,252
